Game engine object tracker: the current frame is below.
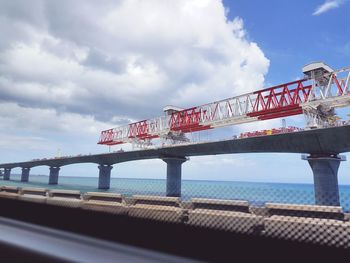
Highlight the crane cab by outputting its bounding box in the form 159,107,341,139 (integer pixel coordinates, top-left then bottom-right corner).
302,61,334,86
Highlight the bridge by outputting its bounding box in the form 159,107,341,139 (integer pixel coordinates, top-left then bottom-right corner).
1,124,350,206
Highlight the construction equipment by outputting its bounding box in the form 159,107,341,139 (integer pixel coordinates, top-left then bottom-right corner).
98,62,350,147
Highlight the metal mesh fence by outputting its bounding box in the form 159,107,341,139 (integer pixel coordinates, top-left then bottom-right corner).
0,176,350,249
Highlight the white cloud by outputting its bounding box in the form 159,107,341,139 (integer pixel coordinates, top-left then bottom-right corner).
313,0,346,15
0,0,269,122
0,0,270,151
0,102,112,136
0,133,52,151
0,0,271,180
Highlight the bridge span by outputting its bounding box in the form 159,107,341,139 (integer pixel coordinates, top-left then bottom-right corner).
1,125,350,206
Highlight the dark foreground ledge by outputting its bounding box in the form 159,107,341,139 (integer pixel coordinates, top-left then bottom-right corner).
0,216,197,263
0,198,349,262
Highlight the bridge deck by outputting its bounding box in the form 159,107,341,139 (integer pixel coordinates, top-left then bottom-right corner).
1,125,350,169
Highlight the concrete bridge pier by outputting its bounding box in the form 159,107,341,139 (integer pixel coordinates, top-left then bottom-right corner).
302,154,346,206
21,167,30,182
49,167,60,185
98,164,113,189
3,168,11,180
162,157,187,197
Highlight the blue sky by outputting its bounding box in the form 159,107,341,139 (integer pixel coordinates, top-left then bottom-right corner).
223,0,350,184
224,0,350,84
1,0,350,185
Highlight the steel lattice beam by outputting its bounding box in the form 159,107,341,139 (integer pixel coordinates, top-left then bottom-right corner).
98,67,350,146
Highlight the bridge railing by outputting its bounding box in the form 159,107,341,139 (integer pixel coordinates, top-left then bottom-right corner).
0,184,349,249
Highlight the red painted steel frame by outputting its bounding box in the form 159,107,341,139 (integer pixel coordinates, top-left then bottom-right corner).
98,79,312,145
98,71,349,145
247,79,311,120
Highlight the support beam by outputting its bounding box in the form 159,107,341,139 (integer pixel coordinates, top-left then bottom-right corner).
302,154,346,206
162,157,187,197
3,168,11,180
21,167,30,182
98,164,113,189
49,167,60,185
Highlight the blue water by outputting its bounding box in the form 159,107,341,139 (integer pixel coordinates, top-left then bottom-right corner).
2,174,350,211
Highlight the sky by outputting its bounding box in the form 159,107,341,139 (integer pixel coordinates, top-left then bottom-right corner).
0,0,350,184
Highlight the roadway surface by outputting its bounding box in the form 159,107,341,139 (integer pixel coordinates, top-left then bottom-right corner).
1,125,350,169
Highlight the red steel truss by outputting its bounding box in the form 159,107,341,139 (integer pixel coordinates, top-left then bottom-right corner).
98,67,350,146
248,79,312,120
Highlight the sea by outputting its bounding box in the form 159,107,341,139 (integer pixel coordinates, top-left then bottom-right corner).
2,174,350,212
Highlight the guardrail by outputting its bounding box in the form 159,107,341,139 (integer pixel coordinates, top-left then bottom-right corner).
1,186,349,249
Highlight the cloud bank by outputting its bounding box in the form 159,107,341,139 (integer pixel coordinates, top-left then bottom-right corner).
0,0,269,165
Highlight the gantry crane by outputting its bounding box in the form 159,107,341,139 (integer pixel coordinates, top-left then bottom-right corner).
98,62,350,147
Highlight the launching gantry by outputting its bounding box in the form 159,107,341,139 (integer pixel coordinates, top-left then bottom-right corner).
98,62,350,147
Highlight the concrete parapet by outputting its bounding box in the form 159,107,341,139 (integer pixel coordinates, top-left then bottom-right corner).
18,187,47,204
249,206,269,217
345,213,350,221
48,189,81,198
1,186,19,193
83,192,123,202
0,182,349,248
263,215,350,248
128,195,183,223
20,187,47,196
265,203,343,213
82,192,127,215
190,198,250,213
162,157,187,197
47,189,82,208
98,164,113,189
131,194,181,206
0,186,20,199
49,167,60,185
265,202,344,220
187,209,264,234
187,198,263,234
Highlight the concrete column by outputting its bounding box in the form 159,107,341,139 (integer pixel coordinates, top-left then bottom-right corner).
98,164,113,189
302,154,346,206
21,167,30,182
162,157,187,197
49,167,60,185
3,168,11,180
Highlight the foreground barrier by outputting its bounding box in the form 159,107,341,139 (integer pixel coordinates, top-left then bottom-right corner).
47,189,82,208
263,203,350,248
18,187,47,204
0,186,349,248
128,195,183,223
0,186,20,200
264,203,344,219
82,192,128,215
187,198,264,234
